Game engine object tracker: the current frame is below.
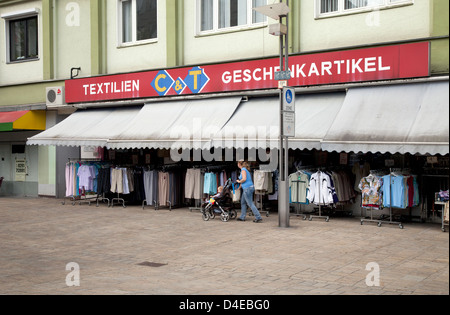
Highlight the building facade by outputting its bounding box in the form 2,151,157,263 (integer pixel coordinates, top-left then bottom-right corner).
1,0,448,223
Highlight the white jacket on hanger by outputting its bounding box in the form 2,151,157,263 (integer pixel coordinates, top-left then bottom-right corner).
307,171,334,205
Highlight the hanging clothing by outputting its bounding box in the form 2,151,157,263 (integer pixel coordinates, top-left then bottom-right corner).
307,171,334,206
444,202,449,223
254,170,273,195
65,161,110,197
77,165,95,191
65,163,72,197
352,162,371,192
359,174,383,209
185,168,203,200
158,172,170,206
289,171,310,204
133,168,145,202
203,172,217,195
143,170,159,205
97,167,111,195
382,174,415,209
111,168,123,194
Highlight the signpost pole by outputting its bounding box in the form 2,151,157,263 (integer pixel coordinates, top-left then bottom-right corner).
279,1,290,228
283,0,290,228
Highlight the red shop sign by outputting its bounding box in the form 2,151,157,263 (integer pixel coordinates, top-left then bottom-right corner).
65,42,430,103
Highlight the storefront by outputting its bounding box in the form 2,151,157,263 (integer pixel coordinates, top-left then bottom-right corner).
0,110,46,197
26,42,449,226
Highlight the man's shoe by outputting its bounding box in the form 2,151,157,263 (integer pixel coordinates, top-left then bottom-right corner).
237,218,245,221
253,219,263,223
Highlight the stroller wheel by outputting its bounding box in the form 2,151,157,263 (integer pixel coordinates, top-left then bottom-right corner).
221,212,230,222
229,209,237,219
202,212,211,221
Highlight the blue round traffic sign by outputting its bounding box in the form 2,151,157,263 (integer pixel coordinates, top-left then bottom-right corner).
285,89,293,104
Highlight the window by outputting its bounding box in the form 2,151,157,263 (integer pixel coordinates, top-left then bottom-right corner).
119,0,157,45
317,0,413,17
8,16,38,62
198,0,267,34
12,145,26,154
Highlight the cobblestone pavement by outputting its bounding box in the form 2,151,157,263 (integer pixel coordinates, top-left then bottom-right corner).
0,197,448,295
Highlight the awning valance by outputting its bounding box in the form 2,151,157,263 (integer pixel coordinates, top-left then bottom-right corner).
27,81,449,156
321,81,449,155
27,97,242,149
211,92,346,150
27,107,141,147
0,110,46,132
107,96,242,150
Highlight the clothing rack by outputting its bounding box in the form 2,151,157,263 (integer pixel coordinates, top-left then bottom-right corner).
360,170,385,226
62,187,97,206
360,206,382,227
96,193,110,207
109,164,130,209
189,199,203,212
63,158,106,206
188,164,237,212
254,194,270,218
360,168,404,229
188,165,207,212
111,192,126,208
254,167,274,217
289,171,308,220
291,165,313,220
308,169,330,222
290,203,307,220
160,164,186,172
380,169,404,229
96,165,112,207
152,168,183,211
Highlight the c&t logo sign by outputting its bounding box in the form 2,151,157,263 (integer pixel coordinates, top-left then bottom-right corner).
150,66,210,96
151,70,175,96
173,77,187,95
184,66,210,94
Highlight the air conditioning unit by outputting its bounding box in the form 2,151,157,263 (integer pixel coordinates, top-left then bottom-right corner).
46,86,65,106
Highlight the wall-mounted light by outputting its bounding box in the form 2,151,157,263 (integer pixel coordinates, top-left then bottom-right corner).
70,67,81,79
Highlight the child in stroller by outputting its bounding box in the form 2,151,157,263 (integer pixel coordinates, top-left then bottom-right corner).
201,178,237,222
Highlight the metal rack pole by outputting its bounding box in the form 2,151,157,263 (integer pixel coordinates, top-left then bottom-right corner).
189,199,202,212
96,193,110,207
361,206,382,226
111,192,126,208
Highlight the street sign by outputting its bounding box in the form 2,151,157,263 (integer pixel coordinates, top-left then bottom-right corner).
283,112,295,137
282,87,295,137
15,159,26,182
282,87,295,112
278,80,288,89
275,70,291,81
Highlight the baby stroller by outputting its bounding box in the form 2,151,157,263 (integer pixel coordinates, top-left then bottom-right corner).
201,178,237,222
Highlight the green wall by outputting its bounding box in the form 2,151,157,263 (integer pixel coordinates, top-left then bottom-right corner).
0,81,65,107
431,0,449,75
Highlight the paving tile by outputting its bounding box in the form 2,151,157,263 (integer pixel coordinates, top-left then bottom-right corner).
0,197,448,295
